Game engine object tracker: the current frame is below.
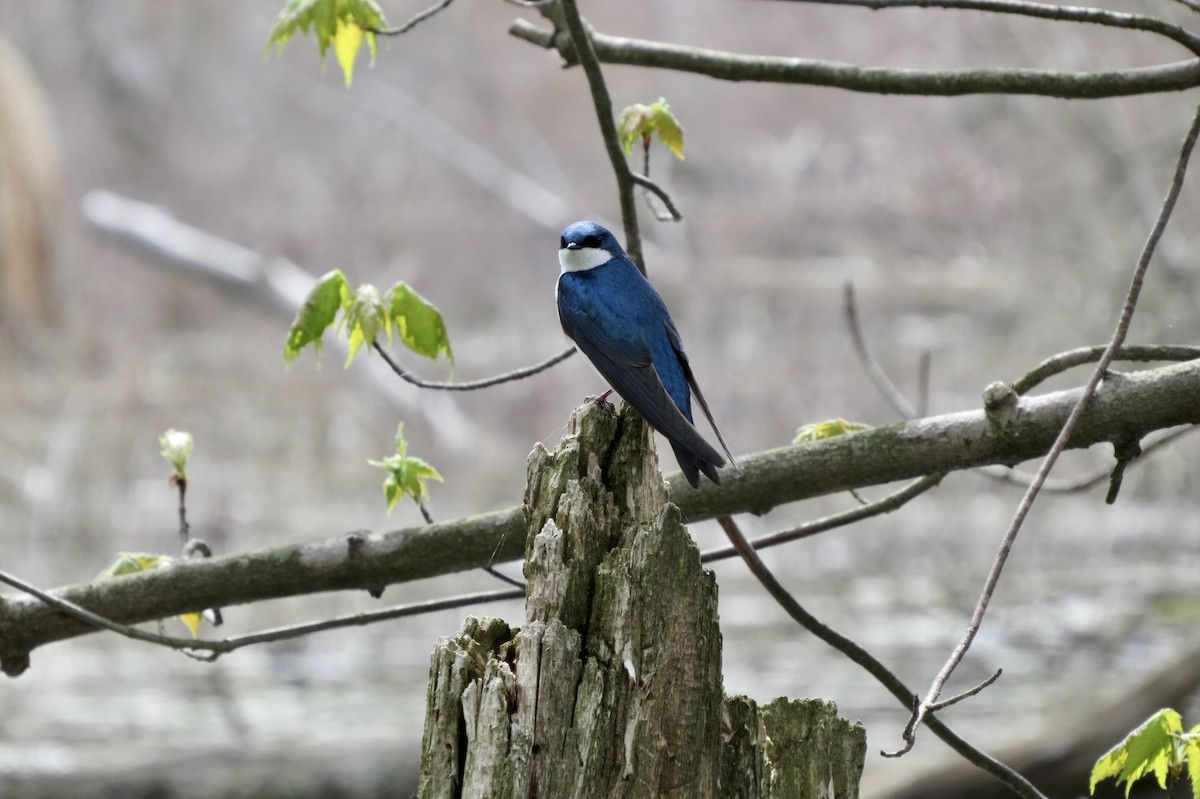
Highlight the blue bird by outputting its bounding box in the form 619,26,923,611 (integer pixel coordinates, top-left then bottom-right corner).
556,221,738,487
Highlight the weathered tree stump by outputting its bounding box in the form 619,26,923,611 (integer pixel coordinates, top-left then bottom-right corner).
418,403,866,798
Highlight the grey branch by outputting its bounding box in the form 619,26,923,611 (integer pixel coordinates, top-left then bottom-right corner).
2,357,1198,674
760,0,1200,56
891,100,1200,758
82,191,573,395
509,19,1200,98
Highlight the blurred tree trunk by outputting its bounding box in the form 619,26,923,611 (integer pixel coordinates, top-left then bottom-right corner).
0,33,59,326
417,403,866,798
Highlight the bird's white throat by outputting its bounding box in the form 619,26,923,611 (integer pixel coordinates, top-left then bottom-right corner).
559,246,611,273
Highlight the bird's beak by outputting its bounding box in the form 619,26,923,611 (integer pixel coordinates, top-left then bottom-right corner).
566,242,580,250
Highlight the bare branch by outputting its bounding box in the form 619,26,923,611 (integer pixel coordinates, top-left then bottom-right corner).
893,101,1200,757
81,191,575,394
0,568,201,657
844,282,919,419
556,0,647,273
981,425,1197,492
1013,344,1200,394
700,473,943,563
714,515,1047,799
761,0,1200,56
927,669,1004,713
200,588,523,655
373,340,575,391
0,563,522,669
369,0,454,35
1170,0,1200,15
630,172,683,221
509,19,1200,98
3,358,1198,671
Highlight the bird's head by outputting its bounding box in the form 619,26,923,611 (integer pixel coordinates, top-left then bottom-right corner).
559,221,624,273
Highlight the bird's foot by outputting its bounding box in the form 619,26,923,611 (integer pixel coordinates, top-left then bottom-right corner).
586,389,615,411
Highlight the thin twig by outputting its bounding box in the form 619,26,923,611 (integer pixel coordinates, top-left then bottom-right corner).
890,101,1200,758
844,282,919,419
980,425,1196,492
0,568,200,650
369,0,455,36
419,500,526,591
630,172,683,221
767,0,1200,56
700,473,943,563
373,340,575,390
714,515,1047,799
508,20,1200,98
917,350,931,417
174,476,190,548
927,668,1003,712
1169,0,1200,15
1012,344,1200,394
557,0,646,273
483,566,526,589
193,588,523,657
0,565,522,660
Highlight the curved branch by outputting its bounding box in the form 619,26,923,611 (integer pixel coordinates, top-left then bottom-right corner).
700,473,943,562
844,282,920,419
556,0,647,273
892,101,1200,757
714,515,1047,799
981,424,1198,492
370,0,454,35
765,0,1200,57
373,340,575,390
630,172,683,221
0,565,521,667
509,19,1200,98
3,358,1198,674
1013,344,1200,394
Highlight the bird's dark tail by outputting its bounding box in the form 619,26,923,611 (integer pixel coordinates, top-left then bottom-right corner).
671,440,723,488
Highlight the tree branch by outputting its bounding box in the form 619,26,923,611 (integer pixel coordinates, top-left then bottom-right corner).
509,19,1200,98
759,0,1200,57
1012,344,1200,394
373,340,575,390
82,191,575,394
556,0,647,273
370,0,455,36
700,473,943,563
890,100,1200,757
714,515,1047,799
2,358,1197,673
0,566,521,667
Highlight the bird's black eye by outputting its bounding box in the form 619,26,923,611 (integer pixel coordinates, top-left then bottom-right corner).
559,236,567,248
582,234,602,248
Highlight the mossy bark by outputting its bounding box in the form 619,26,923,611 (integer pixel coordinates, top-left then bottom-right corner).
417,403,865,798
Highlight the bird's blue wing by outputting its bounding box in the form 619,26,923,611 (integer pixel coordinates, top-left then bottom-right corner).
558,265,725,486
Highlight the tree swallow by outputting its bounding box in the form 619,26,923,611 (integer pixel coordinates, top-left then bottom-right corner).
556,221,738,487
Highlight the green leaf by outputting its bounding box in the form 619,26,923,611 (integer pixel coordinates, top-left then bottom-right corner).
368,423,444,514
99,553,211,637
266,0,386,85
794,419,872,443
1186,733,1200,799
333,18,365,86
343,283,388,367
179,612,204,639
617,98,685,160
387,282,454,364
159,429,194,480
1091,709,1183,795
100,553,172,578
284,269,350,365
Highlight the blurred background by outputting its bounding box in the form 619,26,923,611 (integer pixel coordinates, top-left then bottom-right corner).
0,1,1198,796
